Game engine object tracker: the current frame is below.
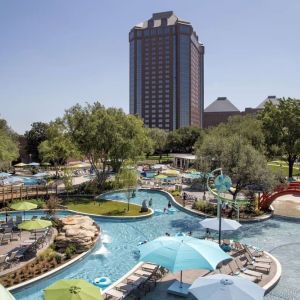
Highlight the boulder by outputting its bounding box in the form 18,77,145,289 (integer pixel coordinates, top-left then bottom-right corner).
55,215,100,253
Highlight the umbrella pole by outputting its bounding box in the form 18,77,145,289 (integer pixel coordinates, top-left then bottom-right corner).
180,270,183,288
218,201,222,245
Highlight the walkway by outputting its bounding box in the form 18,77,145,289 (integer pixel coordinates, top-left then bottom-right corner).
271,194,300,218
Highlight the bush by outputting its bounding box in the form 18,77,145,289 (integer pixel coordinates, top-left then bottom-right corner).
39,248,56,260
54,254,62,264
192,200,217,215
170,190,180,197
65,244,77,259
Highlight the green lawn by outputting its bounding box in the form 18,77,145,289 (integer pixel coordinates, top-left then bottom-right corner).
64,197,148,217
267,160,300,177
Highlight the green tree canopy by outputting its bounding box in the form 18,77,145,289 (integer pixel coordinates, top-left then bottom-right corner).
167,126,203,153
38,121,78,176
147,128,168,162
196,134,276,199
63,102,149,191
0,119,19,168
207,115,265,152
114,162,138,211
259,98,300,178
24,122,49,162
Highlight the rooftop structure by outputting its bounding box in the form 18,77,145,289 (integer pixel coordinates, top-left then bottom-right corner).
204,97,240,113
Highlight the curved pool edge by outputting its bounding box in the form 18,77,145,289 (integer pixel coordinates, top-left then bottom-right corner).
263,251,282,294
8,235,101,293
168,192,273,223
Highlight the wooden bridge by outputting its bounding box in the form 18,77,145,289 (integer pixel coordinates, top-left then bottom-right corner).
259,181,300,210
0,185,65,203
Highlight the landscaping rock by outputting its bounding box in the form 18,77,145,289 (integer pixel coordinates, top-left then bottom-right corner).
55,215,100,253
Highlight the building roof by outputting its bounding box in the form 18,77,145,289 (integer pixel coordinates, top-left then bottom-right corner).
170,153,196,160
256,96,280,109
134,11,190,29
204,97,240,113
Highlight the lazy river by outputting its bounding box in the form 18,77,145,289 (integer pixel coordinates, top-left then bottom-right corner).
1,190,299,300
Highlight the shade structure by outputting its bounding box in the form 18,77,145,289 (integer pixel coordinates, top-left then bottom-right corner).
155,174,168,180
18,219,52,231
139,236,231,273
14,162,27,167
0,284,16,300
200,218,241,231
44,279,103,300
189,274,264,300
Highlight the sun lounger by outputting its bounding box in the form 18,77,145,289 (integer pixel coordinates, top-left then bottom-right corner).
244,245,271,263
1,232,12,244
0,254,8,270
141,263,158,272
105,288,127,299
127,274,147,287
134,269,152,278
229,259,262,281
221,262,257,283
243,253,271,272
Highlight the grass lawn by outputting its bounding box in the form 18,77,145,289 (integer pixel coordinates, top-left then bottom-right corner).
64,197,149,217
267,160,300,177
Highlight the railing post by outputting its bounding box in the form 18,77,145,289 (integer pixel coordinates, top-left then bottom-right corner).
11,185,13,201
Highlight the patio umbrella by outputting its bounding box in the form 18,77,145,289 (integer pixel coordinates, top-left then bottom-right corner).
189,274,264,300
14,162,27,167
44,279,102,300
139,236,231,288
10,201,37,219
200,218,241,231
155,174,168,180
0,284,16,300
18,219,52,240
28,162,40,166
162,169,180,176
33,172,48,178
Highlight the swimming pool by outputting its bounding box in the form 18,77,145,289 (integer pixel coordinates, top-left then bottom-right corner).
3,190,299,300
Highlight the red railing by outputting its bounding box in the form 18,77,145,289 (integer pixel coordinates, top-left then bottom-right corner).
259,181,300,210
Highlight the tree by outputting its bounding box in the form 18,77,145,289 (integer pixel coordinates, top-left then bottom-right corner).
259,98,300,178
196,134,276,200
147,128,168,162
38,121,78,177
24,122,49,162
167,126,202,153
211,115,265,152
64,102,149,191
114,163,138,211
0,119,19,168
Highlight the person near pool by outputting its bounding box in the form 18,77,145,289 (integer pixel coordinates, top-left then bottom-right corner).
168,200,172,208
148,198,153,207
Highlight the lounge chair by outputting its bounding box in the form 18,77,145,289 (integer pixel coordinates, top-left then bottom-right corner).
244,244,263,257
243,253,271,272
127,274,147,287
104,287,140,300
221,262,257,283
229,259,262,281
6,250,19,268
1,233,12,245
0,254,8,270
244,245,271,263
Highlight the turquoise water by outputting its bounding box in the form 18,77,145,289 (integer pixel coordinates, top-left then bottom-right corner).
2,190,299,300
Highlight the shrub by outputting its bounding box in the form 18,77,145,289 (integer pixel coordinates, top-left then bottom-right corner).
65,244,77,259
192,200,217,215
39,248,56,260
170,190,180,197
54,254,62,264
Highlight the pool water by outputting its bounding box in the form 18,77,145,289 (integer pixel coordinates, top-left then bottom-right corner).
2,190,299,300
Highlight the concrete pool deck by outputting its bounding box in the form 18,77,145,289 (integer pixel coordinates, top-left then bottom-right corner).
271,194,300,218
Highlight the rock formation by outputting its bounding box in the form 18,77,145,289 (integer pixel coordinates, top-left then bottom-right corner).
55,215,100,253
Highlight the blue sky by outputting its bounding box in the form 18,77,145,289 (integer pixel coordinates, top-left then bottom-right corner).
0,0,299,133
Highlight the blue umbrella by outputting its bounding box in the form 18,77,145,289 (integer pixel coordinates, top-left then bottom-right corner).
0,172,12,178
139,236,231,288
33,172,48,178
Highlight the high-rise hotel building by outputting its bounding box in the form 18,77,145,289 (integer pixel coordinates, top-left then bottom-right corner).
129,11,204,130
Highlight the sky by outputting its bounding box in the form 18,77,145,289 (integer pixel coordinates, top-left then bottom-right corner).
0,0,299,133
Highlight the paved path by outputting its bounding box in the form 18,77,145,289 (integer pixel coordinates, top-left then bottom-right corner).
272,194,300,218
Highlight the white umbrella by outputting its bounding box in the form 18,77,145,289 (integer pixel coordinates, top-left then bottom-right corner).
200,218,241,231
189,274,264,300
